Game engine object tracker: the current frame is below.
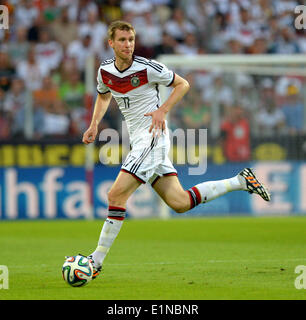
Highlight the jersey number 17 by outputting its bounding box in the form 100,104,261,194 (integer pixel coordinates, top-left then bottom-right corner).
122,97,130,108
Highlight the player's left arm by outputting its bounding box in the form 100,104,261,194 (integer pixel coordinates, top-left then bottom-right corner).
144,74,190,133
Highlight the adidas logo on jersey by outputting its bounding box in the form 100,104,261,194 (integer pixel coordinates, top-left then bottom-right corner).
108,79,113,85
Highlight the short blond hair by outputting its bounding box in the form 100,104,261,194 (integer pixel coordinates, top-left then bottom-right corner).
107,20,136,40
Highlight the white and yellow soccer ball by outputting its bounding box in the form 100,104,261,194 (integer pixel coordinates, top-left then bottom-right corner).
62,255,93,287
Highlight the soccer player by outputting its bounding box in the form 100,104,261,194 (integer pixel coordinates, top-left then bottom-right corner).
81,21,271,279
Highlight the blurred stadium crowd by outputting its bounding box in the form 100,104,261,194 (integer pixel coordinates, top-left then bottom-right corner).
0,0,305,159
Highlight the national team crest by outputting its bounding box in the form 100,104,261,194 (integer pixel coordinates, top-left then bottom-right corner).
131,76,140,87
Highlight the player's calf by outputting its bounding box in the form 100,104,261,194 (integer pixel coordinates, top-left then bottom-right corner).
168,195,191,214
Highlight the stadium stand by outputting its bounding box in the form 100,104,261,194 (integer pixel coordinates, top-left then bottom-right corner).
0,0,305,158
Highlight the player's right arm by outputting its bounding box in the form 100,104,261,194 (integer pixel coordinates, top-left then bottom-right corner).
82,92,112,144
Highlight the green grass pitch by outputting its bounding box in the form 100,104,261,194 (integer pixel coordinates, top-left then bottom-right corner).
1,216,306,300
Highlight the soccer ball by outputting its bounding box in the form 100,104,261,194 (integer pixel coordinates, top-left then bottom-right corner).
62,255,93,287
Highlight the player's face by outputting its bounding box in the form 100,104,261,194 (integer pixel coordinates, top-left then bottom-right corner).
109,29,135,61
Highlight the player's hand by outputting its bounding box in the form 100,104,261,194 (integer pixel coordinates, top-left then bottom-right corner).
144,109,166,136
82,125,98,144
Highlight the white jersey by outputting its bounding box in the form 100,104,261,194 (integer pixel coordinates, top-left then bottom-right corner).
97,55,175,144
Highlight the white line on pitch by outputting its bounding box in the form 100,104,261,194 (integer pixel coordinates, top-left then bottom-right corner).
107,258,306,266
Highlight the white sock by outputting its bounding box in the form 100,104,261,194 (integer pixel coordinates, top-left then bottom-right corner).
189,175,243,205
91,206,126,267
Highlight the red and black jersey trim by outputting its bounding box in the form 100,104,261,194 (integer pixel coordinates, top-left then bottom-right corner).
120,169,146,184
164,172,178,177
151,172,178,188
101,68,148,94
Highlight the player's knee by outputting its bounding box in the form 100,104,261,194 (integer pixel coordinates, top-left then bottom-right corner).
107,188,124,205
107,189,114,203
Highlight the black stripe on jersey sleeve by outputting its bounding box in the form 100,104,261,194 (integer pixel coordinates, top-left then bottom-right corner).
134,57,161,72
100,58,115,66
97,89,111,94
134,57,163,73
144,59,163,71
166,72,176,87
149,60,163,71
